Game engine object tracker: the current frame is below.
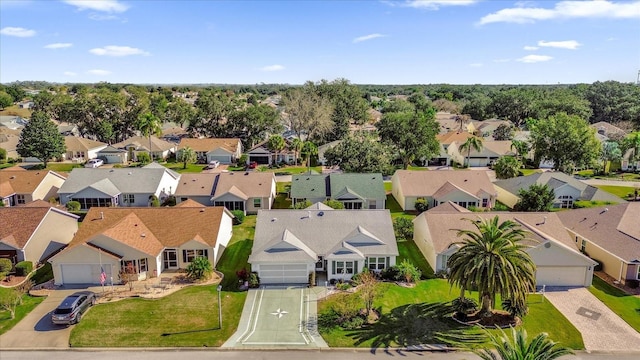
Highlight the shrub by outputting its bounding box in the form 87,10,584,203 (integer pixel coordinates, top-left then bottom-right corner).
0,148,6,164
627,279,639,289
15,261,33,276
137,152,151,164
293,200,312,209
341,316,365,330
396,259,421,283
393,217,413,241
66,201,81,212
381,266,400,281
414,198,429,213
322,199,344,209
238,154,248,166
451,297,479,319
309,271,316,287
231,210,245,224
336,282,352,291
148,195,160,207
248,272,260,288
0,258,12,273
31,262,53,285
161,195,176,207
185,257,213,280
493,201,510,211
501,298,529,318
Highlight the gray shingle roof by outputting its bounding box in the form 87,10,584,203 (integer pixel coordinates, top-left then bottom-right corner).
58,166,180,196
290,173,385,201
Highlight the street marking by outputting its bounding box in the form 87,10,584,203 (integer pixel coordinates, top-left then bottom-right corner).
270,308,289,318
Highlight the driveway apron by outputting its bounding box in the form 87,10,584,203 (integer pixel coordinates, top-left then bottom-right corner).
545,287,640,352
0,289,80,348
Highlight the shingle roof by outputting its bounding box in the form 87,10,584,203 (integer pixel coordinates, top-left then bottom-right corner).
426,201,472,213
0,207,76,249
175,173,217,197
249,209,398,263
64,206,228,255
112,136,176,152
0,170,66,196
305,202,334,210
212,172,275,199
290,173,385,201
291,174,329,198
557,203,640,262
393,170,497,198
64,136,106,151
58,166,179,196
493,172,626,203
436,131,477,145
178,138,241,153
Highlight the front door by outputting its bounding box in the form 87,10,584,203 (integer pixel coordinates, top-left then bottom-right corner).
163,249,178,270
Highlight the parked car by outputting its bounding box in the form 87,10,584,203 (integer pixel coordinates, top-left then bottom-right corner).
248,161,258,169
84,159,104,168
51,291,96,325
207,160,220,169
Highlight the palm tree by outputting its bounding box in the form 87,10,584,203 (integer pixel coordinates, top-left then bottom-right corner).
291,138,303,166
448,216,536,317
267,135,286,166
511,140,530,162
459,136,483,167
455,114,470,132
137,112,162,162
472,327,573,360
179,146,197,169
301,141,317,174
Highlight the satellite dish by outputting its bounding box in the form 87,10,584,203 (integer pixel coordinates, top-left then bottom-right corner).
318,211,324,217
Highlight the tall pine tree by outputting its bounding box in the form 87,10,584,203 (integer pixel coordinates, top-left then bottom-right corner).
17,111,66,167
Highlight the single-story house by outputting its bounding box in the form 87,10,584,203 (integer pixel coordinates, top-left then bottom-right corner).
413,203,597,287
112,136,177,161
447,140,516,167
62,136,108,162
430,131,476,166
175,171,276,214
97,145,129,164
494,171,626,209
590,121,627,142
0,206,79,265
621,148,640,172
57,163,180,210
249,208,398,284
391,170,496,211
247,140,296,166
291,173,386,209
177,138,243,164
0,168,67,206
49,205,233,285
557,203,640,286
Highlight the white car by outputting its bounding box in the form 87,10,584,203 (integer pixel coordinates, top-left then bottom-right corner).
207,160,220,169
85,159,104,168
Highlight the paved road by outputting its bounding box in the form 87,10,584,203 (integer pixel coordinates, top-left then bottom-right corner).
0,290,78,348
582,179,640,189
545,287,640,352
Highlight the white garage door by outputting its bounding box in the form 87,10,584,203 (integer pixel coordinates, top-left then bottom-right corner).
104,154,123,164
61,264,113,284
468,158,486,167
208,155,232,164
259,264,308,284
536,266,587,287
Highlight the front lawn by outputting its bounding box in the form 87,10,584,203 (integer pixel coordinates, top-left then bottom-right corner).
70,285,245,347
396,240,434,279
163,160,207,173
0,287,45,336
318,279,583,350
588,276,640,332
216,215,255,290
520,168,542,176
273,182,292,209
595,185,637,199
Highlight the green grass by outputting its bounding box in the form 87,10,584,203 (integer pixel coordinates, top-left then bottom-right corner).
520,168,542,176
396,240,435,279
407,166,428,171
0,287,45,336
0,104,32,118
0,163,15,169
70,285,246,347
573,200,620,209
163,161,207,173
588,276,640,332
386,194,415,221
384,181,392,193
576,169,640,181
318,279,583,349
44,163,83,172
595,185,636,199
216,215,255,290
273,182,292,209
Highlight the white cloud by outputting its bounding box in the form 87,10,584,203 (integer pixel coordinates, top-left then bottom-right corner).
353,33,385,43
0,26,36,37
479,0,640,25
87,69,111,75
537,40,581,49
402,0,479,10
523,45,539,51
88,13,119,21
89,45,150,57
469,63,483,67
44,43,73,49
64,0,128,13
493,58,511,63
517,55,553,63
261,65,285,72
64,71,77,77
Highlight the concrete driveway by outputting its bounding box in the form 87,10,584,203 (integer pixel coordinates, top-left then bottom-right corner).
545,287,640,352
0,289,80,349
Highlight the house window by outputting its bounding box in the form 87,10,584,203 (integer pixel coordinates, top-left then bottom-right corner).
457,201,468,208
580,239,587,253
123,194,135,204
367,257,387,271
441,255,450,270
334,261,355,275
637,266,640,280
16,195,25,205
369,202,377,209
121,259,147,274
482,198,488,207
139,258,148,272
182,249,208,263
558,195,573,208
71,197,113,210
214,201,244,211
253,198,261,208
343,202,363,210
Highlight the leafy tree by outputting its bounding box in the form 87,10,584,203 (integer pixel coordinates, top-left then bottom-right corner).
136,151,151,164
529,113,601,173
376,107,440,169
510,140,530,161
459,136,484,167
315,78,369,142
448,216,536,317
281,86,334,141
514,184,555,212
301,141,317,173
493,156,522,179
178,146,197,169
16,111,66,167
535,88,592,121
0,91,12,110
291,138,303,166
585,81,640,125
66,201,81,212
621,132,640,166
267,135,286,165
5,84,25,102
323,133,394,175
600,141,622,174
414,198,429,213
322,199,344,209
0,148,7,164
396,259,421,283
470,327,573,360
0,289,21,319
489,88,539,127
393,217,413,241
462,93,492,120
352,269,380,316
165,97,195,128
136,112,162,161
225,104,282,149
190,89,236,137
293,200,312,209
186,256,213,280
493,123,515,141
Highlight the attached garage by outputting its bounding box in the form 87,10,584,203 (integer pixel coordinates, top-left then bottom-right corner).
468,158,488,167
257,264,309,284
208,154,232,164
60,264,114,285
536,266,588,287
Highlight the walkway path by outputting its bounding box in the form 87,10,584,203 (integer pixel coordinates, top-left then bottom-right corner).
545,287,640,352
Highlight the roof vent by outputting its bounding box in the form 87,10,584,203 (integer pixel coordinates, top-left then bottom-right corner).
192,179,196,181
544,242,551,248
318,211,324,216
600,208,609,214
464,179,468,182
200,208,205,212
244,172,249,175
128,172,132,175
100,211,104,220
141,233,146,238
9,176,15,179
271,217,277,222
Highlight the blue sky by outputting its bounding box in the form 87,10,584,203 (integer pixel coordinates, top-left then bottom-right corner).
1,0,639,85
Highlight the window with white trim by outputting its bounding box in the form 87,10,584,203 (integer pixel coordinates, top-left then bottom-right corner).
482,198,488,207
253,198,261,208
121,258,148,274
367,257,387,271
182,249,208,263
334,261,354,274
123,194,135,204
16,195,25,204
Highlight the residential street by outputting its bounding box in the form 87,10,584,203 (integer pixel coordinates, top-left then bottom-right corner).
582,179,640,189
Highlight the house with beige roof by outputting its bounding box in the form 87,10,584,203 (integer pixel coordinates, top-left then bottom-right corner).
113,136,177,161
177,138,242,164
174,172,276,214
413,203,596,287
557,203,640,286
0,168,67,206
447,140,517,167
62,136,107,162
391,170,496,211
0,206,78,265
247,140,296,166
49,205,233,285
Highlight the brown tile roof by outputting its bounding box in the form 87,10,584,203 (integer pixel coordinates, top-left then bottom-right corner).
394,170,496,198
557,203,640,262
0,170,65,195
113,136,176,152
175,173,217,197
0,207,50,249
64,136,106,151
65,206,227,254
436,131,476,145
212,172,275,199
178,138,241,153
